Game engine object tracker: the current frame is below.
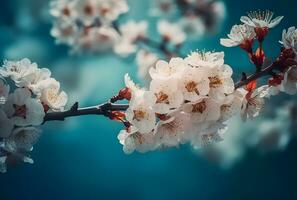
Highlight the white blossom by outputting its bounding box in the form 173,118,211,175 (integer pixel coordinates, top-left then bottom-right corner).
207,64,235,102
50,0,78,20
0,58,38,88
154,111,192,148
179,65,210,102
183,97,221,124
220,88,247,121
0,127,41,173
39,79,68,111
150,78,184,114
3,88,45,126
5,127,41,152
220,24,256,47
157,20,186,45
125,75,157,133
118,127,156,154
51,20,79,45
240,10,283,28
149,57,187,80
74,26,120,53
241,85,270,120
185,51,225,69
136,49,159,81
114,21,148,57
96,0,129,23
281,26,297,53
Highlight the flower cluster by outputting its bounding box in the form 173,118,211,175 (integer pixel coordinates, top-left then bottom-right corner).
117,51,250,154
0,58,67,173
150,0,226,38
221,10,297,96
50,0,128,53
116,10,297,154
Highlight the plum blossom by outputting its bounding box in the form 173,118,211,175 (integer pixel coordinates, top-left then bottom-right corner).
114,21,148,57
150,78,184,114
185,51,225,69
124,74,157,133
3,88,45,126
281,27,297,53
136,49,159,81
179,65,210,102
0,127,41,173
207,64,235,102
154,111,192,148
0,58,38,87
49,0,78,20
118,127,156,154
219,88,247,121
220,24,256,47
157,20,186,45
74,26,120,53
50,20,79,45
149,57,187,80
241,85,270,120
183,98,221,124
240,10,283,29
39,79,68,111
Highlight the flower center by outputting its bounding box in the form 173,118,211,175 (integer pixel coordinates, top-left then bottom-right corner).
62,7,71,17
13,104,27,119
133,110,146,121
84,4,94,16
221,104,231,112
192,100,207,113
185,81,199,93
155,92,169,104
99,7,111,16
209,76,222,88
132,133,144,144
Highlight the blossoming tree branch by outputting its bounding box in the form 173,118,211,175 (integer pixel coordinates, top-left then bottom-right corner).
1,9,297,173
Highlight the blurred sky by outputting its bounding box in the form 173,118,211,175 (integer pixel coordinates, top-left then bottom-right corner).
0,0,297,200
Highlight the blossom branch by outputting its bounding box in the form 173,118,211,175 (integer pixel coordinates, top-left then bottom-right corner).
43,102,129,122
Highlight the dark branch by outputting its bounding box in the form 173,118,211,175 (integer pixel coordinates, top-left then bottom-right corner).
44,103,129,122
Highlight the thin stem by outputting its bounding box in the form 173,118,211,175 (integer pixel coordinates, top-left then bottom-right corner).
44,103,129,122
234,62,276,89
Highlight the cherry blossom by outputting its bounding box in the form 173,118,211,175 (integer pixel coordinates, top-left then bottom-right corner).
220,24,256,48
157,20,186,45
240,10,283,29
0,58,38,88
136,49,159,81
3,88,45,126
281,27,297,53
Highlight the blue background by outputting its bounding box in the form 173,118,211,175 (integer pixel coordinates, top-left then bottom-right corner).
0,0,297,199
